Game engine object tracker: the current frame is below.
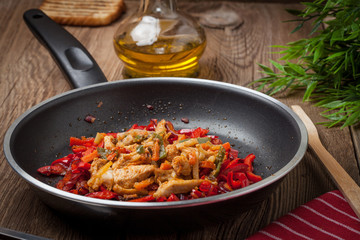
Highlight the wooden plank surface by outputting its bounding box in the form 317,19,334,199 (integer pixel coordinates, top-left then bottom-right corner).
1,1,359,239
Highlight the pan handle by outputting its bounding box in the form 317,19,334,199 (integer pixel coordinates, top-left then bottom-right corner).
23,9,107,89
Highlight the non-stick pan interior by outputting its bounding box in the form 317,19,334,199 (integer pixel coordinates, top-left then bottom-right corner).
7,78,303,189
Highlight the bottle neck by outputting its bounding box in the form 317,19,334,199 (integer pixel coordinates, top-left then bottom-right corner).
139,0,177,15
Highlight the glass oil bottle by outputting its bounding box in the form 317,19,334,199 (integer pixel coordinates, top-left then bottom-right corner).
113,0,206,78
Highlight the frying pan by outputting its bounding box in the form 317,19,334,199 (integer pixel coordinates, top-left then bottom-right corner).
4,9,307,226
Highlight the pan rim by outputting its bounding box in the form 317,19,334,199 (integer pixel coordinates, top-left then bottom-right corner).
3,77,308,209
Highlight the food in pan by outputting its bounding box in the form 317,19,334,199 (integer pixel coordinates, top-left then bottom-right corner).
38,119,262,202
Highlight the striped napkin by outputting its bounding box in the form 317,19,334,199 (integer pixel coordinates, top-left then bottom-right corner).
248,190,360,240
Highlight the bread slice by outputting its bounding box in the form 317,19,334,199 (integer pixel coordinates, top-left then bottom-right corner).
39,0,126,26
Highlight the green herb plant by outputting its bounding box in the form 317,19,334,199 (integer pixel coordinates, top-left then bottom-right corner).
253,0,360,128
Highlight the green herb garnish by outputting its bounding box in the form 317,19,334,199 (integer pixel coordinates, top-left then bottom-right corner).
136,145,144,154
253,0,360,128
97,147,112,159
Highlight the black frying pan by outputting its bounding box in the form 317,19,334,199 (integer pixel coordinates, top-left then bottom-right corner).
3,9,307,226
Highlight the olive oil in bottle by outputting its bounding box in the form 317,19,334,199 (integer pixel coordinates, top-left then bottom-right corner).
113,0,206,78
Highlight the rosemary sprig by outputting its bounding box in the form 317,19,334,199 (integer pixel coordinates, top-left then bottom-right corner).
253,0,360,128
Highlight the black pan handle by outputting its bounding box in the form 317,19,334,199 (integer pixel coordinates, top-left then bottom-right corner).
23,9,107,89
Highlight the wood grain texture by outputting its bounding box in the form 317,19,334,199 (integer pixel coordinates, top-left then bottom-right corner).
292,105,360,218
1,1,359,239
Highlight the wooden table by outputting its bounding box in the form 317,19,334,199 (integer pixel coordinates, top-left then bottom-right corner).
1,0,359,239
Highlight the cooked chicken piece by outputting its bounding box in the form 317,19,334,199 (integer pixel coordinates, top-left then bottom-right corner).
172,155,191,176
117,132,127,141
112,152,150,169
127,154,151,166
165,144,180,161
207,155,216,163
196,150,206,162
88,159,112,191
89,158,108,175
113,165,155,189
155,119,166,134
193,158,199,179
112,155,125,169
153,179,204,198
131,129,149,143
176,138,198,150
122,134,134,146
104,135,116,150
113,184,148,196
117,129,150,146
101,169,114,190
197,144,215,159
154,169,176,183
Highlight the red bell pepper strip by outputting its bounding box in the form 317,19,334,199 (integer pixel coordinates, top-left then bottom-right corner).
68,189,78,194
71,159,91,173
199,181,219,196
50,164,67,175
190,189,203,199
129,195,156,202
178,127,209,138
50,156,72,167
177,129,194,135
86,188,118,200
167,193,180,201
71,159,81,171
227,171,240,189
71,145,87,153
246,171,263,183
244,153,256,171
192,127,209,138
221,163,248,176
37,164,67,176
69,137,94,147
219,159,230,171
57,171,83,191
227,171,249,189
146,119,157,131
199,167,212,177
156,196,167,202
217,173,228,183
165,122,179,144
76,180,89,195
223,142,231,151
77,161,91,171
199,181,212,192
228,148,239,160
37,166,52,176
167,134,178,144
225,158,241,170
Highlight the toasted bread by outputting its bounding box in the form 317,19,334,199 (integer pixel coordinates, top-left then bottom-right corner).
39,0,126,26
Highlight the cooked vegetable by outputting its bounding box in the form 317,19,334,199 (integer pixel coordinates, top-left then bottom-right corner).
37,119,262,202
213,146,226,177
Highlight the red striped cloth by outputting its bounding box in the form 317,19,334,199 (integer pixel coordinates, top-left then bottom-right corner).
248,190,360,240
